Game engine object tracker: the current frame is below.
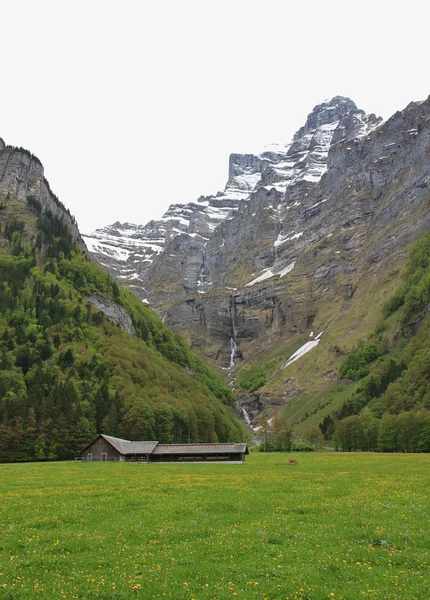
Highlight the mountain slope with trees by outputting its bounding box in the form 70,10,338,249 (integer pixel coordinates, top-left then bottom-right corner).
318,234,430,452
0,184,245,462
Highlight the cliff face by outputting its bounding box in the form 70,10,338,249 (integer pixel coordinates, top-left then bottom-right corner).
0,143,86,251
129,97,386,352
84,97,381,297
82,148,267,299
85,96,430,421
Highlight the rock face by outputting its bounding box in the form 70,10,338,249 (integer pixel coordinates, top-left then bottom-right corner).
82,148,267,299
84,96,381,300
85,95,430,422
0,143,85,250
86,296,136,336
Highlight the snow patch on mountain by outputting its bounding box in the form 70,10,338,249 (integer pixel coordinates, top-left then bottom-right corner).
245,261,296,287
281,331,324,369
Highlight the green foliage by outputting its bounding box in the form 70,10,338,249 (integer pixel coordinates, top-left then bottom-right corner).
236,357,275,394
237,370,267,393
26,195,43,215
37,209,73,257
0,202,244,462
319,414,335,440
338,343,380,380
258,440,278,452
258,415,292,452
4,219,25,241
334,409,430,452
335,356,404,422
382,232,430,323
117,286,234,406
382,288,406,319
325,234,430,452
291,441,315,452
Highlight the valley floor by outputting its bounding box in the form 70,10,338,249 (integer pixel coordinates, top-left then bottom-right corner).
0,453,429,599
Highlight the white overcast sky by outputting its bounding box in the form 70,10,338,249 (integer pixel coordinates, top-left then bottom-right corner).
1,0,429,233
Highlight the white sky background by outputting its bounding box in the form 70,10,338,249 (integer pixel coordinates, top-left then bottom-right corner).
1,0,429,233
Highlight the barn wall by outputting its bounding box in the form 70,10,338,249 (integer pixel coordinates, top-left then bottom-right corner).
82,438,121,461
148,452,245,463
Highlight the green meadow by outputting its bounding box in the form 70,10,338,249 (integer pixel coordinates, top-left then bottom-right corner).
0,454,429,600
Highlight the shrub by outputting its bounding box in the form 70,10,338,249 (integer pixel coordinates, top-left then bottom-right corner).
338,343,380,380
237,371,267,393
292,441,315,452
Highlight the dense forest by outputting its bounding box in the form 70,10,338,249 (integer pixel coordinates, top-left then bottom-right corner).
0,195,245,462
319,234,430,452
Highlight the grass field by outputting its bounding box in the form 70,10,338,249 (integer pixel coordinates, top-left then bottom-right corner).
0,453,429,600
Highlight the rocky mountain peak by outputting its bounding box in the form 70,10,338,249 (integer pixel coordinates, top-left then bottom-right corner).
84,96,381,305
0,137,5,151
294,96,357,140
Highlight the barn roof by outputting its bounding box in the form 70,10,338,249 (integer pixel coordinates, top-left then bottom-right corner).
101,435,158,455
82,435,248,457
152,443,249,455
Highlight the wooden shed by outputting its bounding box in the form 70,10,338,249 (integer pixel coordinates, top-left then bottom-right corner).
150,443,248,463
80,435,248,463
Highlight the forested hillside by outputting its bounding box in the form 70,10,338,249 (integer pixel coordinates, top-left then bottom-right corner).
320,234,430,451
0,194,245,462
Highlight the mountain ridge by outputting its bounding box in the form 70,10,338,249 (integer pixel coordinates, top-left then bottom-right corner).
83,95,382,300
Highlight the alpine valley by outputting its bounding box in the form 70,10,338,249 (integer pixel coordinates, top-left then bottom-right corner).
1,93,430,459
84,95,430,451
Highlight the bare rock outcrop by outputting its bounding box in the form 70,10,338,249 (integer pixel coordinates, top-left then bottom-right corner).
0,143,86,251
86,296,136,336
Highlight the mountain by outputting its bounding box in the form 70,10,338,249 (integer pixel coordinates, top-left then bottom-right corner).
82,151,265,299
84,94,430,433
83,97,381,301
0,141,246,462
318,232,430,452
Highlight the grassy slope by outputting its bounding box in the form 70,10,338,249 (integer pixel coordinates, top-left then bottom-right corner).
233,249,409,427
235,230,430,454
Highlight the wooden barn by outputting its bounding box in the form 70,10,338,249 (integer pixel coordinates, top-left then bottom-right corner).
80,435,248,463
80,435,158,463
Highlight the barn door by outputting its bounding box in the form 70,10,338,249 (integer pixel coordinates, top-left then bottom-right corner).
87,453,92,462
101,453,107,462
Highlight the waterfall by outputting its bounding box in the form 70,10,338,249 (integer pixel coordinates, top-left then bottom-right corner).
229,294,237,370
197,248,210,294
197,251,206,293
229,338,237,370
274,212,284,265
197,264,205,292
242,407,252,427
